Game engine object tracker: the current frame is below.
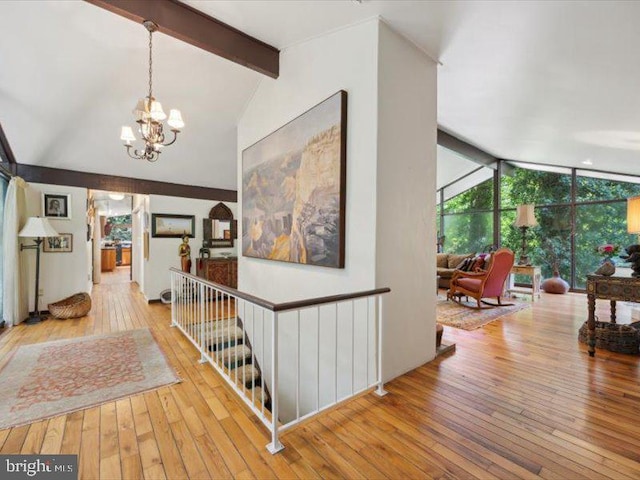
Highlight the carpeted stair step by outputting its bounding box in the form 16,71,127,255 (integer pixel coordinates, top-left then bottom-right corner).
247,386,271,410
221,344,252,369
232,364,262,390
206,324,244,351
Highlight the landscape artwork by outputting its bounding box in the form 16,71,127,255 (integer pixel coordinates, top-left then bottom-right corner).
242,91,347,268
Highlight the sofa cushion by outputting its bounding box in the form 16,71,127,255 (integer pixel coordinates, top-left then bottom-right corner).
447,253,474,269
436,253,449,268
436,267,455,278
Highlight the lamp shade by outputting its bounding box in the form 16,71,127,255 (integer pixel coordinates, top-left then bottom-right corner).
627,195,640,233
120,126,136,143
167,109,184,130
514,204,538,228
19,217,59,238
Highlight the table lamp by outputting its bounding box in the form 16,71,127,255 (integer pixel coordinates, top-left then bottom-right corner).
627,195,640,236
19,217,59,324
514,204,538,265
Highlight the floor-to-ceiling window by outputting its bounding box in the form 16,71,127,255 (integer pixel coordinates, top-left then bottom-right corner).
0,174,9,321
439,167,494,254
437,160,640,291
500,163,572,283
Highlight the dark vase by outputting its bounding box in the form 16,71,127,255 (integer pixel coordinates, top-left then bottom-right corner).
541,272,569,294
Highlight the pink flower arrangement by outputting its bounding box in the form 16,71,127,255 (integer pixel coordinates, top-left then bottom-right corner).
595,244,620,257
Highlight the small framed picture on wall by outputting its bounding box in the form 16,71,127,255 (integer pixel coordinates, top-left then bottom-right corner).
43,233,73,253
42,193,71,219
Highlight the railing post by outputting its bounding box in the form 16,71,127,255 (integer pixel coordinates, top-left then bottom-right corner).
375,295,387,397
170,272,177,327
199,282,206,364
267,311,284,454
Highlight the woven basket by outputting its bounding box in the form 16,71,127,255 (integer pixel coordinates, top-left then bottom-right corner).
48,292,92,320
578,320,640,354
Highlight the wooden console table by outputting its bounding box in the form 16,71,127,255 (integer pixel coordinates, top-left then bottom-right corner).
586,273,640,357
507,265,541,301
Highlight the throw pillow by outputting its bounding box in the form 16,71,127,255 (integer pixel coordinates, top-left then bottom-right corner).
447,253,474,269
456,257,475,271
472,256,486,272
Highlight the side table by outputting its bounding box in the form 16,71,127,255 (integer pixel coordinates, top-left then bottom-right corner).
507,265,541,301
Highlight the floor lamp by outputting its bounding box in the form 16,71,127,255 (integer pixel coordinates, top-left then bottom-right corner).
514,204,538,266
19,217,59,324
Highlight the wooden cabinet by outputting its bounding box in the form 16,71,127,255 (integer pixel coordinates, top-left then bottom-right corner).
196,257,238,288
101,248,116,272
121,247,131,266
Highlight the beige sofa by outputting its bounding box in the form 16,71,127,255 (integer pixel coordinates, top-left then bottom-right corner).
436,253,474,289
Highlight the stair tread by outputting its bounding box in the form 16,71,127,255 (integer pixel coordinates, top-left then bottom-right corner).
233,364,261,384
222,345,252,364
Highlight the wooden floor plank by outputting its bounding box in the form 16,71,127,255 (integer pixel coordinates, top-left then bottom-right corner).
0,275,639,480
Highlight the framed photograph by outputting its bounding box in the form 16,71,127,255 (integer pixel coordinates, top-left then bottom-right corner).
42,193,71,219
242,90,347,268
43,233,73,253
151,214,195,238
223,229,231,240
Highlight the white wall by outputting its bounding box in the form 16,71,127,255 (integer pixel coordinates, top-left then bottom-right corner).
237,19,379,303
237,19,438,416
142,195,237,300
25,183,91,311
376,22,438,379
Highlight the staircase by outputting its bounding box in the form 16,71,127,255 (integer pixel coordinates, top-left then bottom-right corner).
205,315,271,411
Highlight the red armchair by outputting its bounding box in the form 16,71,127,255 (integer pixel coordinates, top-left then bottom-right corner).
447,248,515,309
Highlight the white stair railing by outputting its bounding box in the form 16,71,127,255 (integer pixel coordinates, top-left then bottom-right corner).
170,268,390,454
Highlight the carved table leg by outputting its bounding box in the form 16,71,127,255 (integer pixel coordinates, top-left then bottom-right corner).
587,293,596,357
610,300,617,323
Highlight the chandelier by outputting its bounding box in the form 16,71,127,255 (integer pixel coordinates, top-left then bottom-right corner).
120,21,184,162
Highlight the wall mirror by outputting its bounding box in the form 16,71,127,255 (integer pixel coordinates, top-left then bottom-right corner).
203,202,236,248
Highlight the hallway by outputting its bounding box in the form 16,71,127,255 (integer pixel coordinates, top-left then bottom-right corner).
0,282,639,479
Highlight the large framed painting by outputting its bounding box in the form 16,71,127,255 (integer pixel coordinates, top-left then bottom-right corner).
151,214,195,238
242,90,347,268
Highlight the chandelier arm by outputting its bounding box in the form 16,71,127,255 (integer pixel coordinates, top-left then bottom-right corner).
160,130,179,147
124,145,143,160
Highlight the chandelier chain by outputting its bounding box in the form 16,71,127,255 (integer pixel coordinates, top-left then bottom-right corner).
148,27,153,98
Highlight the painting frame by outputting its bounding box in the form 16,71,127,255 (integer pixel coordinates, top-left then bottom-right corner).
241,90,347,268
151,214,195,238
43,233,73,253
42,193,71,220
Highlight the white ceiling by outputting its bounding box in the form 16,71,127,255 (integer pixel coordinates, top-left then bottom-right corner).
0,1,260,190
2,0,640,190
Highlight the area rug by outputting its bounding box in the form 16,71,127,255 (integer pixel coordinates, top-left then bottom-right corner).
437,297,531,330
0,328,179,429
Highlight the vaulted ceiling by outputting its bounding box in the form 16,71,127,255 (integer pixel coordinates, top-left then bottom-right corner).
2,1,640,191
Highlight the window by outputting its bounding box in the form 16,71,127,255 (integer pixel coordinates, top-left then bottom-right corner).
0,175,8,322
441,175,494,253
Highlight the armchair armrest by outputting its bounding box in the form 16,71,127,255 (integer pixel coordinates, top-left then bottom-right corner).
451,269,488,283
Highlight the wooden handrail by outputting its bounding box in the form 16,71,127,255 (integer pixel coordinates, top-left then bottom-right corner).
170,268,390,312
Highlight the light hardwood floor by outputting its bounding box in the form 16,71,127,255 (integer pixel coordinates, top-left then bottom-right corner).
1,280,640,479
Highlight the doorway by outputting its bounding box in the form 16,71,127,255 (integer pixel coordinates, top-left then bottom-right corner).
91,191,133,285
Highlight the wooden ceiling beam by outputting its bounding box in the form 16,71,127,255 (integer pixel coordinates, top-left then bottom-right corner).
85,0,279,78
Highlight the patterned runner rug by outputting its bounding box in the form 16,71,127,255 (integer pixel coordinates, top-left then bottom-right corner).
437,297,531,330
0,328,179,430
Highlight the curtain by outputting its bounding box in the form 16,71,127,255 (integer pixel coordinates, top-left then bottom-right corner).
2,176,28,326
